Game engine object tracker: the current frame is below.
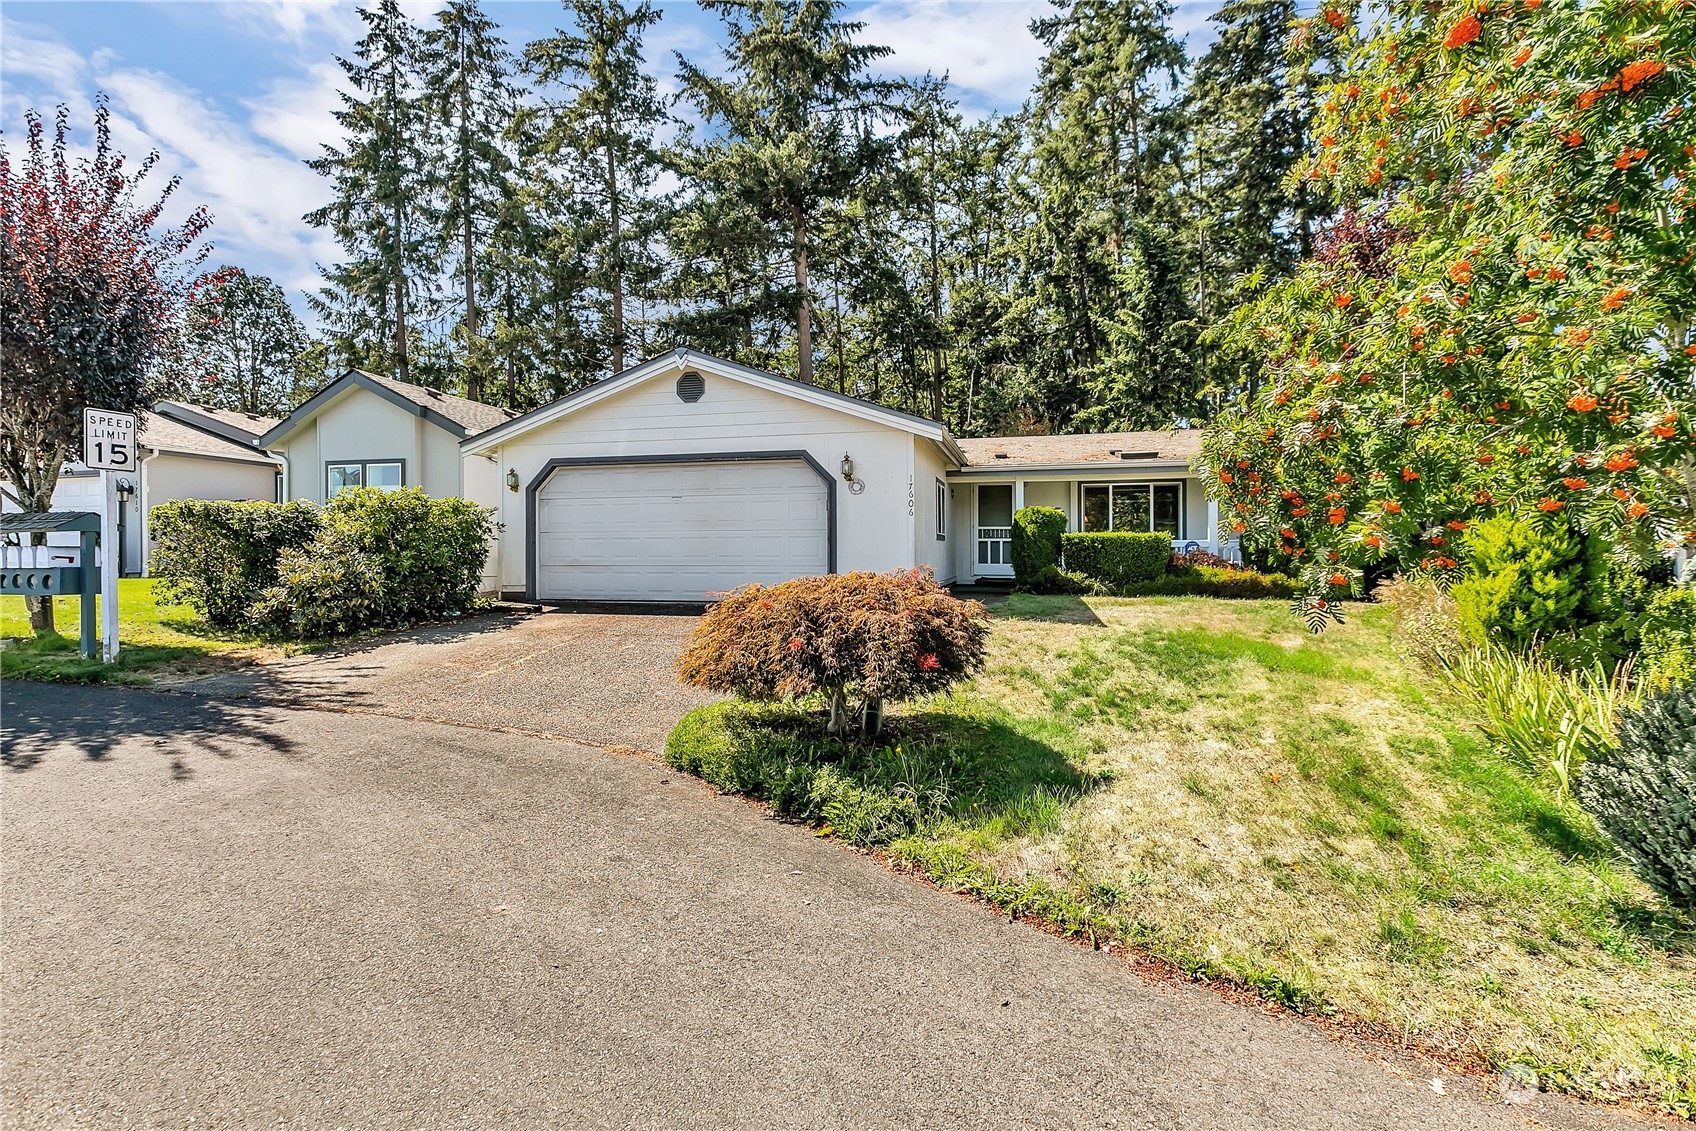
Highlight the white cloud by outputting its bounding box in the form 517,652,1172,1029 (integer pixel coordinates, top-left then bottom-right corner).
1,16,339,305
855,0,1045,112
245,61,349,162
212,0,363,48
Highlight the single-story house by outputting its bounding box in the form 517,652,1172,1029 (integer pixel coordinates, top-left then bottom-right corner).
2,407,284,576
461,349,1226,603
260,369,515,503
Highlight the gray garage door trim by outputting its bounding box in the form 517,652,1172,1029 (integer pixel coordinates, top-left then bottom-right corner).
523,450,837,602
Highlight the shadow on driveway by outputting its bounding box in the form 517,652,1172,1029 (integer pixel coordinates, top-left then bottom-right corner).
2,683,299,776
174,606,717,752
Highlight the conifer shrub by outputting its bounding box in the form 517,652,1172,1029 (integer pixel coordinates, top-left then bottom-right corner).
1011,505,1068,583
676,569,990,737
1577,686,1696,912
1059,531,1171,586
1639,587,1696,691
1450,515,1604,649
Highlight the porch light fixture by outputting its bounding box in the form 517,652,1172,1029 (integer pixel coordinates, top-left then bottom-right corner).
506,469,521,492
115,477,135,501
841,452,866,495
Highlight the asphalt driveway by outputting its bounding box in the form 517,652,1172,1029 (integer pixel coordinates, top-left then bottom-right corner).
1,682,1654,1131
180,607,717,752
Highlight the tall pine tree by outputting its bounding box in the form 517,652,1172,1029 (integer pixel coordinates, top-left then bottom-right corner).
673,0,899,385
525,0,668,377
307,0,433,383
419,0,519,402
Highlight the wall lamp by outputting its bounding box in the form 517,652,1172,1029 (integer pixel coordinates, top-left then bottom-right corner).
115,477,136,501
506,469,521,492
841,452,866,495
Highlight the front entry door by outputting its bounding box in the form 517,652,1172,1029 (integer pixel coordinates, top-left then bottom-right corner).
975,484,1014,578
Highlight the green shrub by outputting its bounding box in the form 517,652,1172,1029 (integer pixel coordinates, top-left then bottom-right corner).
248,528,385,640
1578,686,1696,911
1011,506,1068,583
1440,643,1639,799
324,488,494,627
150,500,322,628
1122,566,1302,599
677,569,990,738
1451,515,1606,649
1060,531,1170,586
1020,564,1109,596
1640,587,1696,691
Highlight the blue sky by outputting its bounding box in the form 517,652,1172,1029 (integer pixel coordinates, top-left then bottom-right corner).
1,1,1227,320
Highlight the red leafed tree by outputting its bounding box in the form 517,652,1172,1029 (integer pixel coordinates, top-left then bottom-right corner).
1,96,212,633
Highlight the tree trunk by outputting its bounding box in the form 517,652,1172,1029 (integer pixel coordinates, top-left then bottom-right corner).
17,457,63,635
606,140,625,377
793,205,813,385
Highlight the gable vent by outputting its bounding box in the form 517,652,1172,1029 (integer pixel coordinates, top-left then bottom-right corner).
1119,450,1160,460
676,371,706,403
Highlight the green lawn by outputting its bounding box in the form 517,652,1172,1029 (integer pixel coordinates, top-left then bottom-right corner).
0,578,301,684
666,594,1696,1115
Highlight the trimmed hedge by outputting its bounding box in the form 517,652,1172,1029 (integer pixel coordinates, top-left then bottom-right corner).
1011,506,1068,583
151,500,322,628
1060,531,1171,586
151,488,494,640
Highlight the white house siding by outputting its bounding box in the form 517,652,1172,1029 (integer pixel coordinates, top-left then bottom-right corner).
141,453,278,573
461,451,503,595
913,436,954,583
280,388,464,504
482,369,929,598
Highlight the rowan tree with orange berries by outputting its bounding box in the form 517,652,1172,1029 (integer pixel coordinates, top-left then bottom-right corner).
1201,0,1694,627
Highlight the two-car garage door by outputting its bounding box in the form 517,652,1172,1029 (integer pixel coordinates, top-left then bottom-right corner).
533,458,830,602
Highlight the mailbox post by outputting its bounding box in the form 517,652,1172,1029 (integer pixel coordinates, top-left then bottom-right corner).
0,512,103,659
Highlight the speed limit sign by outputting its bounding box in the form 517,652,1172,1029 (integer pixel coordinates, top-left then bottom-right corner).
83,407,138,472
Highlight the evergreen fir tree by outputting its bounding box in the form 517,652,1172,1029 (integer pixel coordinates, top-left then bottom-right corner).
306,0,434,384
419,0,519,402
673,0,900,385
525,0,668,377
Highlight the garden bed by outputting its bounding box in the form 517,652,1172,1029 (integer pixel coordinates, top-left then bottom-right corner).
666,593,1695,1115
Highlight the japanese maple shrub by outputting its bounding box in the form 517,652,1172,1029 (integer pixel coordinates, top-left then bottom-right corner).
676,569,990,738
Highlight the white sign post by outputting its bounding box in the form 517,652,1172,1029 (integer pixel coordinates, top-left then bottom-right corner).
83,408,137,663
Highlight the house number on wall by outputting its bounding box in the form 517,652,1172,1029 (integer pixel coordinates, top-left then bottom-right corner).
907,476,915,516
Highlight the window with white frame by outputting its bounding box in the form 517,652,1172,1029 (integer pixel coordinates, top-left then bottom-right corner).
1081,483,1181,536
327,460,404,498
936,479,947,539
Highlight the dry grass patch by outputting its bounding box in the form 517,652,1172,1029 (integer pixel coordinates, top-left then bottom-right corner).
960,594,1693,1111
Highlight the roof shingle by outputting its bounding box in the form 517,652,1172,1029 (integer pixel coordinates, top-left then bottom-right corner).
955,430,1201,468
355,371,516,435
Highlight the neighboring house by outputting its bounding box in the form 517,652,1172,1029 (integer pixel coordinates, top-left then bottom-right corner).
259,369,515,503
153,402,280,449
461,349,1226,603
2,408,284,576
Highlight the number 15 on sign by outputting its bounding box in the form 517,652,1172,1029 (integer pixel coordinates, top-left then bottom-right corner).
83,408,138,472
